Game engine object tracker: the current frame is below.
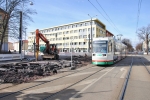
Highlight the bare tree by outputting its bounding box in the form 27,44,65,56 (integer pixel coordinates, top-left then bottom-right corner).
135,42,142,51
0,0,36,53
122,38,134,52
137,24,150,55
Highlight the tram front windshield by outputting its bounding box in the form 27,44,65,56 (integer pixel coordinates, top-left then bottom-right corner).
93,41,107,53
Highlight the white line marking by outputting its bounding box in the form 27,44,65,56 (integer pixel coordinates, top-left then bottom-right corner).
120,68,127,78
69,67,115,100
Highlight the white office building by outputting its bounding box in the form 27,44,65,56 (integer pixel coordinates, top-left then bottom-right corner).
28,18,106,52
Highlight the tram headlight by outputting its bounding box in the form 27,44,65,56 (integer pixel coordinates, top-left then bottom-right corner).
103,54,106,56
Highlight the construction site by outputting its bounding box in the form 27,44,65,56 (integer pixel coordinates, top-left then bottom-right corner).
0,55,91,84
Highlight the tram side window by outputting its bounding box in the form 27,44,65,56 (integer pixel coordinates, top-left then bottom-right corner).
108,41,112,53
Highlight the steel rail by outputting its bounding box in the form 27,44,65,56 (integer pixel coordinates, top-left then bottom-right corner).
0,55,122,99
141,59,150,74
0,64,97,99
43,67,108,100
119,56,133,100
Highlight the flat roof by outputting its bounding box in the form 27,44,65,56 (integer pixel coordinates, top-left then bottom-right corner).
31,18,106,33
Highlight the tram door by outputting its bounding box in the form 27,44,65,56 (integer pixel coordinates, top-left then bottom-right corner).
107,40,113,60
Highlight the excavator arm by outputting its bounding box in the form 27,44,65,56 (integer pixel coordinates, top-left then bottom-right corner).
35,29,58,60
35,29,51,60
36,29,50,52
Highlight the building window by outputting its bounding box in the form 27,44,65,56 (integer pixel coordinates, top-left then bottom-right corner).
93,34,95,37
74,30,77,33
70,30,73,33
74,36,78,39
66,37,69,40
93,27,95,31
70,36,73,39
66,31,69,34
79,29,82,32
79,35,82,39
83,42,86,45
83,35,87,38
100,30,102,34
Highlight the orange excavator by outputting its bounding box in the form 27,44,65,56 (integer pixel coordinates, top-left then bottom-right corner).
35,29,59,60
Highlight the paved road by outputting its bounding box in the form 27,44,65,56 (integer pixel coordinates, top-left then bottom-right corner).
0,55,150,100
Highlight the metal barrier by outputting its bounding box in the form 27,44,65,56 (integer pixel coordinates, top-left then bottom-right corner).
0,54,24,61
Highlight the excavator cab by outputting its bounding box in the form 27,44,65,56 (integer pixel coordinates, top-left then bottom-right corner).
42,44,59,60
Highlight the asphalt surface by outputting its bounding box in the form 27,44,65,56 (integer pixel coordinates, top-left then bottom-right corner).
0,54,150,100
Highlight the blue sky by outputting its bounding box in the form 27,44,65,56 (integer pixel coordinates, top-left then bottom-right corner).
26,0,150,47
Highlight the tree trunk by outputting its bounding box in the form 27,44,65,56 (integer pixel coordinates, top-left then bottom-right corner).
0,31,5,53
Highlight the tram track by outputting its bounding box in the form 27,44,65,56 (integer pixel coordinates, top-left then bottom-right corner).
119,56,133,100
0,55,132,100
43,56,131,100
0,64,106,99
42,66,108,100
119,54,150,100
141,59,150,74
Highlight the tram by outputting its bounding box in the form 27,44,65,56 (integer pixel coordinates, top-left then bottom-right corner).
92,37,127,65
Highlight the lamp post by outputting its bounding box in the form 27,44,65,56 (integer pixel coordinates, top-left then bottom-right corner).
88,14,97,53
71,38,74,69
19,1,33,60
64,35,65,52
88,34,90,52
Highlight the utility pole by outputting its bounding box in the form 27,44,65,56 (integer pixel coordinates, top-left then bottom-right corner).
19,11,22,61
88,14,97,53
88,34,90,52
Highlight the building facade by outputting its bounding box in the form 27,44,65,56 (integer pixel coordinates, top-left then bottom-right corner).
0,8,8,52
28,19,106,52
14,40,28,52
142,41,150,52
8,42,14,50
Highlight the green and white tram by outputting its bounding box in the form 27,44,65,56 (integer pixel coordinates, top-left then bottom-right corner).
92,37,127,65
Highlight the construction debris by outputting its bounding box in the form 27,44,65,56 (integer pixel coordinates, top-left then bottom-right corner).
0,56,91,83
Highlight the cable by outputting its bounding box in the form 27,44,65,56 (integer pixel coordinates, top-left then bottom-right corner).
95,0,121,34
136,0,142,32
88,0,120,34
135,0,142,48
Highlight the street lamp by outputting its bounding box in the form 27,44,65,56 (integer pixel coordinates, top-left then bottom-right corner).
70,38,74,69
88,14,97,53
64,35,65,52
